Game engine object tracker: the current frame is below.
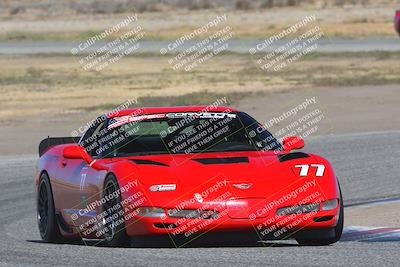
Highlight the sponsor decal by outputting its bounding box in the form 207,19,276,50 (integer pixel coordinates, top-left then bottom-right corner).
166,112,236,119
107,112,236,129
108,113,167,129
149,184,177,192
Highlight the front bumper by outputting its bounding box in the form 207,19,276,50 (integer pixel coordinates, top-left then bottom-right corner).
124,201,340,241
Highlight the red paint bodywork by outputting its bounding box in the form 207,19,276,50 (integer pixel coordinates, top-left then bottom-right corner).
36,106,341,241
395,10,400,36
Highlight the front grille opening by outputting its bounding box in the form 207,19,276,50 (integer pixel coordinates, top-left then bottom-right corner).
167,209,219,220
313,216,334,222
154,223,178,229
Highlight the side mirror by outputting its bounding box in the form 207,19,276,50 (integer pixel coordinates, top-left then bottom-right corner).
63,145,92,164
63,145,107,170
283,136,304,152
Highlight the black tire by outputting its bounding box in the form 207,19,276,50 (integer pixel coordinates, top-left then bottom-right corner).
296,185,344,246
37,172,64,243
101,174,130,247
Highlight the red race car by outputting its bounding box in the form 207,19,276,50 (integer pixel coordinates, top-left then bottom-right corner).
36,106,343,247
395,10,400,36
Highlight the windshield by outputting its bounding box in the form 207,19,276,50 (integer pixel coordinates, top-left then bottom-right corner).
87,112,283,158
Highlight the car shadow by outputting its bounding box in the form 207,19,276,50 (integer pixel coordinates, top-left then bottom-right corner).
26,239,299,248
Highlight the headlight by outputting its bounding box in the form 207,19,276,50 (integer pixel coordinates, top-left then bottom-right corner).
276,203,320,216
135,207,166,218
322,199,338,211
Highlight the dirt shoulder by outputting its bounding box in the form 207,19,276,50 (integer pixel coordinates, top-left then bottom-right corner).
1,52,399,125
345,202,400,228
1,51,400,154
1,84,399,155
236,84,400,136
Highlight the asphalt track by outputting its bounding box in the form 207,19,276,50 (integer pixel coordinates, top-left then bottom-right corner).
0,131,399,266
0,38,399,55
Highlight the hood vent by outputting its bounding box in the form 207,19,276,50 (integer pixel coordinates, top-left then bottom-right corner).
193,157,249,165
131,159,168,167
278,152,310,162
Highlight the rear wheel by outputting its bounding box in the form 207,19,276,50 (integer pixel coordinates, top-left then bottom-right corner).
296,185,344,246
37,172,64,242
101,175,129,247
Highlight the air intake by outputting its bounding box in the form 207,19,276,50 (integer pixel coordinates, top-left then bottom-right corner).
131,159,168,167
192,157,249,165
314,216,334,222
278,152,310,163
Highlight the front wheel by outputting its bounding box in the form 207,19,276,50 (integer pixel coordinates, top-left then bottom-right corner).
101,174,130,247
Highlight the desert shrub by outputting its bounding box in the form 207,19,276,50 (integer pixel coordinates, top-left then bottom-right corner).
260,0,274,8
9,6,26,15
235,0,251,10
188,0,214,10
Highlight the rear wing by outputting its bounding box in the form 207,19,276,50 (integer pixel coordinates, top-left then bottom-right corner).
39,136,81,157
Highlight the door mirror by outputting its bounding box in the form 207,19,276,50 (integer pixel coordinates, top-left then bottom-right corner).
283,136,304,152
63,145,92,164
63,145,107,170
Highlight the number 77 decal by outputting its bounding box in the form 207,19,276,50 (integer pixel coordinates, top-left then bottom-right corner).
295,164,325,177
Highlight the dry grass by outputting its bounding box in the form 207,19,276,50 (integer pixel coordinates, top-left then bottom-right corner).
0,0,397,15
1,52,400,124
0,5,398,40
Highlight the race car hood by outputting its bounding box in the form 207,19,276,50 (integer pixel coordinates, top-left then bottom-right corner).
107,150,338,219
121,151,330,201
